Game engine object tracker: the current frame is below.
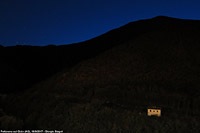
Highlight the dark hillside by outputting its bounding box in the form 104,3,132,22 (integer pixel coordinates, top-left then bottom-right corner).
1,16,197,93
1,16,200,131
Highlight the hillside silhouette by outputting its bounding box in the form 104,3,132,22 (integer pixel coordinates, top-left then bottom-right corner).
1,16,200,132
0,16,191,93
0,16,164,93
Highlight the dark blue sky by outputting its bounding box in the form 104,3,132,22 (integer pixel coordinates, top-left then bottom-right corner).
0,0,200,46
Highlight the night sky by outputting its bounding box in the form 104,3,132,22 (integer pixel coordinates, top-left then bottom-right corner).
0,0,200,46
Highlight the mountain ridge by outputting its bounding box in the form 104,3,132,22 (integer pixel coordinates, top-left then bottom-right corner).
1,15,189,93
1,16,200,131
